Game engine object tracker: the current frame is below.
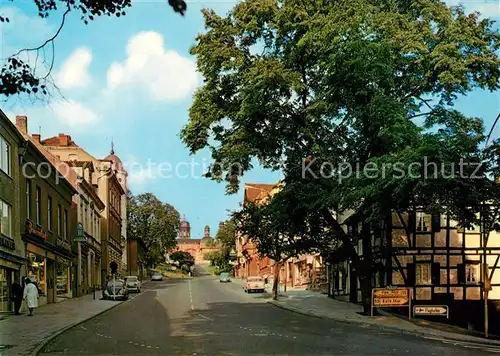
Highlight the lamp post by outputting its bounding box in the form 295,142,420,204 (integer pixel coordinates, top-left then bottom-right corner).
73,223,86,297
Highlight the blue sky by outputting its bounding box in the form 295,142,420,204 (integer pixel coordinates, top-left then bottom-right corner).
0,0,499,238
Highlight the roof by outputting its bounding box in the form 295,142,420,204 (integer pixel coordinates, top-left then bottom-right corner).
243,183,278,205
18,130,78,192
41,134,80,147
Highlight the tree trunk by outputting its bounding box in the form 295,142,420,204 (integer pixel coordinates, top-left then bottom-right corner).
359,276,372,315
272,261,281,300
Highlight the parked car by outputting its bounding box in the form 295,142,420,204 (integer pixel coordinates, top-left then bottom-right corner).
151,272,163,281
219,272,230,283
244,276,265,293
103,279,128,300
124,276,141,293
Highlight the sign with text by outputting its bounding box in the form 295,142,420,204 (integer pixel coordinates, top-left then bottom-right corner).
413,305,449,318
371,287,411,320
373,287,410,307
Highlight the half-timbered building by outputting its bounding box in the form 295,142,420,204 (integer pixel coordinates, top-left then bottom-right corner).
327,210,500,333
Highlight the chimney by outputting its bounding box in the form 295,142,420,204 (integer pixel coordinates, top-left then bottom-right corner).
15,115,28,134
58,133,69,146
32,134,41,143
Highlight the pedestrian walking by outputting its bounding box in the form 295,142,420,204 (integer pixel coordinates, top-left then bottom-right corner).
23,278,39,316
11,280,23,315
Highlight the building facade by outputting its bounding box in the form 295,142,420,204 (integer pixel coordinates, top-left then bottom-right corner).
40,135,128,283
0,111,25,313
173,217,219,263
327,209,500,333
127,238,148,279
15,116,78,305
70,161,105,296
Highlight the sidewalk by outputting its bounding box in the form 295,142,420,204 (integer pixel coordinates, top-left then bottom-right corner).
0,291,124,356
268,289,500,347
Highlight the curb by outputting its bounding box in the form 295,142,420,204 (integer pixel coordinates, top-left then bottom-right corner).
267,301,500,348
29,299,126,356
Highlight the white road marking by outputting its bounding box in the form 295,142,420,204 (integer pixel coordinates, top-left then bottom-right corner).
198,314,213,321
189,279,194,311
80,326,87,331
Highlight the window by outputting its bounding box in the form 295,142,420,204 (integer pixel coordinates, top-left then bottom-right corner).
416,212,431,232
415,263,432,285
36,186,41,225
57,204,62,236
26,180,32,219
47,196,52,231
0,199,11,237
0,135,10,175
458,262,479,285
64,209,68,239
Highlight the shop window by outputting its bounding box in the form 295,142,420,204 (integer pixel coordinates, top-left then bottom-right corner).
47,196,52,231
56,260,70,297
36,186,41,225
27,253,46,296
0,135,10,175
0,198,11,237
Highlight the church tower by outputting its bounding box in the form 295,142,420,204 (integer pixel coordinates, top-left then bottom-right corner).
180,215,191,239
204,225,210,238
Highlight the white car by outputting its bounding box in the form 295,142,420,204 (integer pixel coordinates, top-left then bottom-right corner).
124,276,141,292
151,272,163,281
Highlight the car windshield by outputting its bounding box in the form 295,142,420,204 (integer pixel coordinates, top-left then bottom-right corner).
247,277,262,281
107,279,123,286
220,273,229,277
125,276,137,281
153,272,161,276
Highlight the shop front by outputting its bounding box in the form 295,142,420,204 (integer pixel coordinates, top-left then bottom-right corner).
55,257,71,301
0,257,22,313
26,248,49,305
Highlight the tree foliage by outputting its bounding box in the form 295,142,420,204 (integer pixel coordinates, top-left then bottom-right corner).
170,251,195,272
182,0,500,308
127,192,180,267
0,0,187,98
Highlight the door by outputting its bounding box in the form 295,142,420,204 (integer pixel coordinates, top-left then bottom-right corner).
0,268,13,312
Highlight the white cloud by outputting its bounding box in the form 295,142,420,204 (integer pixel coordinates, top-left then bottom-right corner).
49,100,100,128
56,48,93,89
105,31,199,101
445,0,499,18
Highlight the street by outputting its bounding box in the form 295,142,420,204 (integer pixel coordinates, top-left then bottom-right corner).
40,274,498,356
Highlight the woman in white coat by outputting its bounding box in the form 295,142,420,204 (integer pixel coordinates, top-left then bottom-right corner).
23,278,39,316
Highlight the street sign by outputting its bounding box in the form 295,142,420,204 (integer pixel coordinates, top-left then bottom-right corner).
413,305,449,318
371,287,411,320
373,288,410,307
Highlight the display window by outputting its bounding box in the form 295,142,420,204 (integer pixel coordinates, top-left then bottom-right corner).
27,252,46,296
56,260,71,298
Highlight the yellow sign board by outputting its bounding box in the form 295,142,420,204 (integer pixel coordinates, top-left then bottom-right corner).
372,287,410,307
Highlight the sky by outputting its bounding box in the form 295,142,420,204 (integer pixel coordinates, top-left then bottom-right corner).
0,0,499,238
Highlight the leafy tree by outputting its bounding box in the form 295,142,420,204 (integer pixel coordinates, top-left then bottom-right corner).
170,251,195,272
233,187,330,300
215,219,237,253
127,193,180,268
0,0,186,98
181,0,500,312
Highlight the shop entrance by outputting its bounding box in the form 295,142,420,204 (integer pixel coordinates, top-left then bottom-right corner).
0,268,15,313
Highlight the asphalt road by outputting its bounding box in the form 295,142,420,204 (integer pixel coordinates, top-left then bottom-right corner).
40,273,500,356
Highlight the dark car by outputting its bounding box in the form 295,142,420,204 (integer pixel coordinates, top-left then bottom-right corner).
102,279,129,300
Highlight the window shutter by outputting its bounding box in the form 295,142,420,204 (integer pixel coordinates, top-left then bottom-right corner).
432,263,440,285
457,263,465,284
406,263,415,286
432,214,441,232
